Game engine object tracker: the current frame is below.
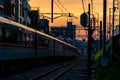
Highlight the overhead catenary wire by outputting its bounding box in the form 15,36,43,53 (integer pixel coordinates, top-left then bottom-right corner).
82,0,86,13
80,0,88,40
54,0,64,13
57,0,69,13
88,0,90,3
91,0,94,14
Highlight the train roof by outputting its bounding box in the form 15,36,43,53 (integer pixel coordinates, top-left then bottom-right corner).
0,16,76,48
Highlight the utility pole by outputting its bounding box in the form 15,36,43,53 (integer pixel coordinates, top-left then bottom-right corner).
80,3,92,80
109,8,113,39
112,0,115,37
103,0,107,56
100,0,108,67
100,21,103,49
51,0,54,23
87,3,92,80
112,0,119,55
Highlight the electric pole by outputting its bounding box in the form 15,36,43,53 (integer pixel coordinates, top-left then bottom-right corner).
100,21,103,49
51,0,54,23
87,3,92,80
100,0,108,67
103,0,107,56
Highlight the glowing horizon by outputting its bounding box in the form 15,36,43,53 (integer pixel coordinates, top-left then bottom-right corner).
29,0,113,40
29,0,112,27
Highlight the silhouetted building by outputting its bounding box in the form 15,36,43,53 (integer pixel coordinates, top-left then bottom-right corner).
51,22,76,44
74,40,87,56
114,25,120,35
29,9,39,29
15,0,23,23
0,0,32,25
0,0,24,23
0,0,4,15
0,0,16,21
39,19,49,34
67,22,76,41
0,0,51,34
22,0,31,26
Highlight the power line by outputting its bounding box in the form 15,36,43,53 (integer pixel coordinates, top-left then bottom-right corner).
57,0,69,13
82,0,85,13
91,0,94,14
54,0,64,13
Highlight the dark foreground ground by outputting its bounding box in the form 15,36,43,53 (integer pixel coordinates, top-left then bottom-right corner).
96,59,120,80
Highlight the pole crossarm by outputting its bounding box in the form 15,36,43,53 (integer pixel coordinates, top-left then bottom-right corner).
39,13,78,19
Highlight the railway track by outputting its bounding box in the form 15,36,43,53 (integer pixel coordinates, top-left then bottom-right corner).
31,60,81,80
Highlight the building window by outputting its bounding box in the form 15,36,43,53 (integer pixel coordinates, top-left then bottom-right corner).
20,4,22,16
0,0,4,14
0,7,3,14
11,4,16,15
0,26,2,42
20,18,22,23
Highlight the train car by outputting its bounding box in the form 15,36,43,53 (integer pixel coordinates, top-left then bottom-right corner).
0,16,77,77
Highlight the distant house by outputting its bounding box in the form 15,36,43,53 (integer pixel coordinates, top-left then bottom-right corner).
0,0,4,15
39,19,49,34
29,9,39,29
114,25,120,35
0,0,32,25
22,0,31,26
51,22,76,44
0,0,16,21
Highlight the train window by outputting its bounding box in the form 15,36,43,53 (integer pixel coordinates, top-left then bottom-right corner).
0,27,6,43
0,26,2,42
43,39,49,47
37,36,41,47
20,32,34,47
38,37,49,48
5,28,17,44
25,34,33,46
26,34,29,45
29,34,34,46
22,33,26,45
0,26,18,44
5,29,10,39
0,7,3,14
17,32,22,45
55,41,63,50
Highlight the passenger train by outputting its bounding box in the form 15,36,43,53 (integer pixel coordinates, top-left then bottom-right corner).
0,16,77,77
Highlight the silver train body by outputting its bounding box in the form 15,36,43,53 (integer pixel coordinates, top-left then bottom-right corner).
0,17,76,76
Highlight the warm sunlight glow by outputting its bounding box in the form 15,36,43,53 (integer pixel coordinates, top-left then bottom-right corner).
29,0,113,40
29,0,112,26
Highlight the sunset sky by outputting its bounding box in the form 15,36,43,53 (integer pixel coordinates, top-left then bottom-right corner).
29,0,113,27
29,0,113,40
